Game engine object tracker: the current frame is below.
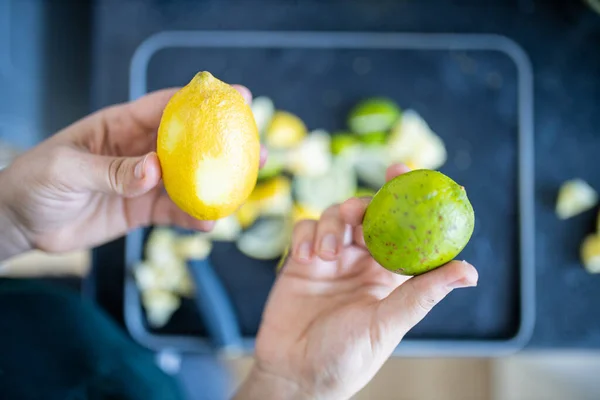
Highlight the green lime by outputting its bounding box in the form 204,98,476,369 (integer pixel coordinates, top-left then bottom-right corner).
358,131,387,146
331,132,360,155
347,97,401,135
363,170,474,276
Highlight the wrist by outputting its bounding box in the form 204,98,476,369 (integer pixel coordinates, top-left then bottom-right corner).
0,169,31,261
233,364,313,400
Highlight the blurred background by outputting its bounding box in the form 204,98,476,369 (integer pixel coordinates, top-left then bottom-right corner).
1,0,600,399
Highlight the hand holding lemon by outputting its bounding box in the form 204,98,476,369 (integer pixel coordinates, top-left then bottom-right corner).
0,72,263,258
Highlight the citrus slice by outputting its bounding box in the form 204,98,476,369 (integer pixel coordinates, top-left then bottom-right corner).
556,179,598,219
347,97,401,135
174,234,213,259
285,130,332,177
387,109,446,170
205,215,242,242
294,157,357,213
236,217,292,260
358,131,387,146
581,234,600,273
251,96,275,136
145,228,178,265
265,110,307,149
257,148,286,181
352,146,389,189
141,289,181,328
330,133,360,155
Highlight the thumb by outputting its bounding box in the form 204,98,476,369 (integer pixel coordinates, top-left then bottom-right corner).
84,152,162,197
378,260,478,335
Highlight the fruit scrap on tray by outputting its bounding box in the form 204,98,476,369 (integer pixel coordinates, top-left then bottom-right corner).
555,178,600,273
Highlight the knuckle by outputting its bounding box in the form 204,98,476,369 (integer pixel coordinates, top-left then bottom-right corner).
293,219,315,233
321,204,341,218
406,282,438,314
108,157,126,193
414,294,438,313
292,219,316,240
316,208,344,234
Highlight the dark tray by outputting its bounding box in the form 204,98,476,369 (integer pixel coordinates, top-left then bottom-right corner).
125,31,535,356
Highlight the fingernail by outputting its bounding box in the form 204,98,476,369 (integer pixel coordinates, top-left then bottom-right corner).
297,242,311,261
447,278,477,290
236,85,252,104
320,234,337,255
134,156,147,179
201,220,216,231
446,262,478,289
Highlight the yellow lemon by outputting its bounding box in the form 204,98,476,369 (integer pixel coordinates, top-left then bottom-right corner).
157,72,260,220
265,111,307,149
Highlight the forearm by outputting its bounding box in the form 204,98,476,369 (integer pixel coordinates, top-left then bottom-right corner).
0,170,30,261
233,365,314,400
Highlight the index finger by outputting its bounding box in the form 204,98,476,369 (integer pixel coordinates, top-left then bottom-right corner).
127,88,181,132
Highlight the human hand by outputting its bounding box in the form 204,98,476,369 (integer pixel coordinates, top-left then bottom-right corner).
0,85,266,260
235,164,478,400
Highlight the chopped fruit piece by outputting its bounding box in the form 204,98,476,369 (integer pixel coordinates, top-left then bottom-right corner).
555,179,598,220
285,130,332,177
174,234,213,259
387,109,446,171
352,146,389,189
294,158,357,214
237,217,292,260
581,234,600,273
257,149,286,181
348,97,401,135
206,216,242,242
330,133,360,155
142,289,181,328
251,96,275,135
358,131,387,146
265,111,307,149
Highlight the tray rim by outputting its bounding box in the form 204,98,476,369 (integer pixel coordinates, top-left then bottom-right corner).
124,30,535,357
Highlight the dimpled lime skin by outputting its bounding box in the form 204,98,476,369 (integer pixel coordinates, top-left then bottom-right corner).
362,169,474,276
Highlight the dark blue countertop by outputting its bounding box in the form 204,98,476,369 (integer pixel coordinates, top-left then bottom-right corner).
88,0,600,349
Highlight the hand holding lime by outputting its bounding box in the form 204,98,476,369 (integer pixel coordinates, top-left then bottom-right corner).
362,169,474,275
